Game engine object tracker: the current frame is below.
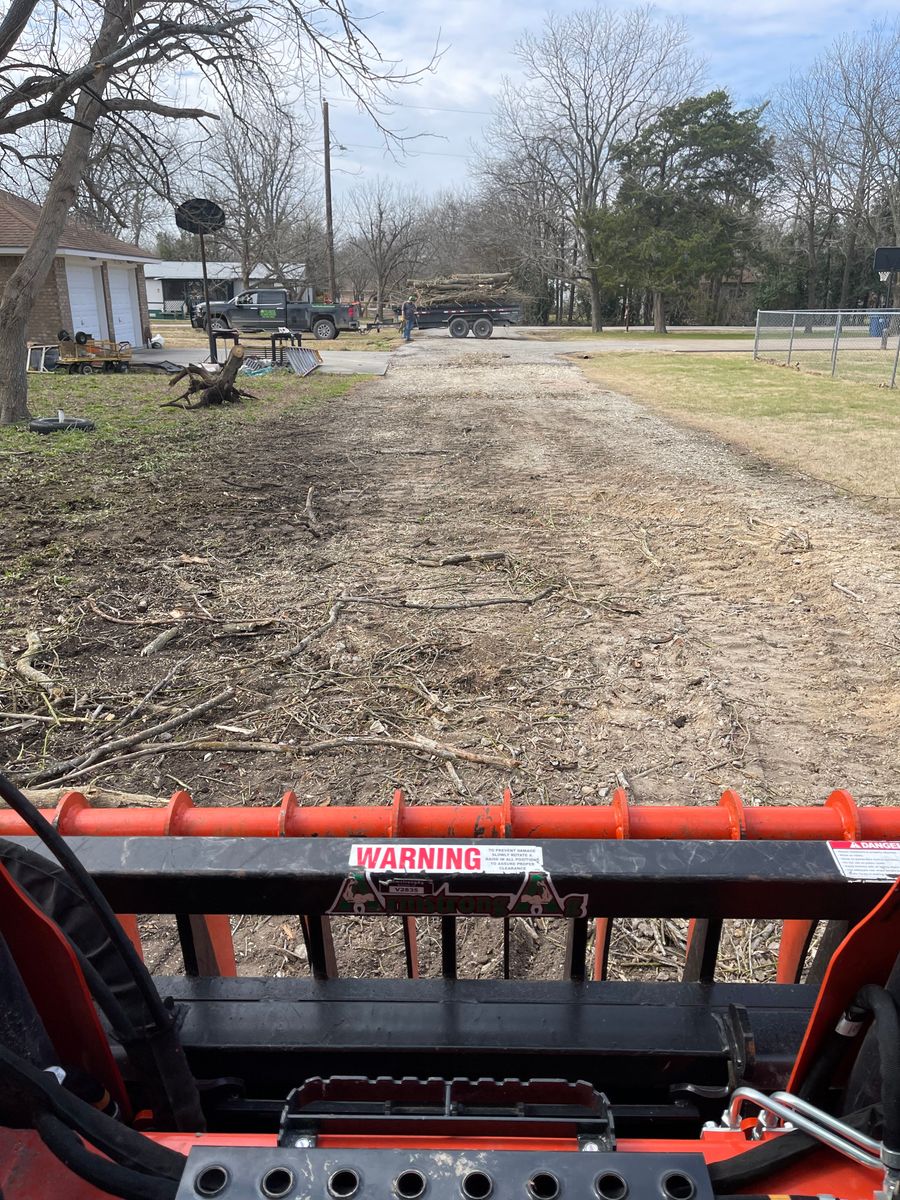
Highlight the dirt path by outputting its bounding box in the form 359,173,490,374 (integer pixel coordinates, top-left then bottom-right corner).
4,337,900,807
283,336,900,808
3,337,899,977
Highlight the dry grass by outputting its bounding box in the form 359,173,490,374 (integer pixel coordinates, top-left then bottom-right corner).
524,326,754,341
761,348,899,387
581,352,900,500
150,319,402,353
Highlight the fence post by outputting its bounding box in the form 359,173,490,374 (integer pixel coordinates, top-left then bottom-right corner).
830,312,843,378
786,313,797,365
753,310,761,360
891,327,900,390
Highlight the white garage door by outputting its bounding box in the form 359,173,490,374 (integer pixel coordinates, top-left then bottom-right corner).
107,266,139,344
65,261,106,338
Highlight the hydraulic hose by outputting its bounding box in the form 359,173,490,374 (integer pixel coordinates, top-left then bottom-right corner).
0,1044,186,1181
853,985,900,1158
36,1112,178,1200
0,771,205,1130
799,982,900,1153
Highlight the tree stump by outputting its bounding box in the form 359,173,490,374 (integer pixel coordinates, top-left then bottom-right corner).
163,346,256,409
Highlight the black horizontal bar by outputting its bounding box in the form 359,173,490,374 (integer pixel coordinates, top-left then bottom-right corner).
10,837,887,921
161,977,813,1100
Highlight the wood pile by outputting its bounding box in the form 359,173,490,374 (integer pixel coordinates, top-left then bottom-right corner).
410,272,528,306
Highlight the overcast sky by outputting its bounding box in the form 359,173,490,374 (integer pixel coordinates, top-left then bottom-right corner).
321,0,893,202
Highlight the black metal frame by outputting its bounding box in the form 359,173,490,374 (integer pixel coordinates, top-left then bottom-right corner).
13,835,885,1138
161,974,812,1132
13,836,883,915
12,835,885,984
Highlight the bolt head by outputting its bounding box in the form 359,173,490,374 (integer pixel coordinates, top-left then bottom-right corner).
294,1137,313,1148
582,1142,599,1152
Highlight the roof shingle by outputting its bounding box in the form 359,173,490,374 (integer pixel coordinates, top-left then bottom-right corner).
0,190,155,259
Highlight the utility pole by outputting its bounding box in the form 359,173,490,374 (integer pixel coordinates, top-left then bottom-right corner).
322,98,337,302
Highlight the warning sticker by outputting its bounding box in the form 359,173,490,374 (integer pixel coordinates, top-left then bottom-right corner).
334,844,585,919
828,841,900,881
348,843,543,874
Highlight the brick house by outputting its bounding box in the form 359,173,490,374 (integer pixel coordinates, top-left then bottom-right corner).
0,190,157,346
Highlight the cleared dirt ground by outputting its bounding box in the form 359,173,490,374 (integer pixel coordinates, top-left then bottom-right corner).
2,335,899,979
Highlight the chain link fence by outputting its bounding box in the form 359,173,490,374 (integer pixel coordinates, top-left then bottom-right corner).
754,309,900,387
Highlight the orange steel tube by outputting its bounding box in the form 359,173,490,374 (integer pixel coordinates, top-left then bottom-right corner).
0,786,898,841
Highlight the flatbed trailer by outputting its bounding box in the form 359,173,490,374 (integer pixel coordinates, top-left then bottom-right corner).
415,301,522,339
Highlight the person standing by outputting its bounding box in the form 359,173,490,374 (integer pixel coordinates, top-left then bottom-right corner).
401,296,417,342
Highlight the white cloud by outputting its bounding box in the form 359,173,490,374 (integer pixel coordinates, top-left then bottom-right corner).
317,0,896,198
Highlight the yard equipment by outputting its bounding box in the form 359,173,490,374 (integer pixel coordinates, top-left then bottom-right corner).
1,769,899,1200
55,332,133,375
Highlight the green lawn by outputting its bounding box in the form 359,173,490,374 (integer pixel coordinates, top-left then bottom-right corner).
0,369,360,462
581,353,900,499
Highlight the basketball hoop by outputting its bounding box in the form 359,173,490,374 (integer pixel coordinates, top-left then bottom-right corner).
879,270,891,283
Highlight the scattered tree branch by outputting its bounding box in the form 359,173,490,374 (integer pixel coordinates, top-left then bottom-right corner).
27,687,235,784
15,631,59,696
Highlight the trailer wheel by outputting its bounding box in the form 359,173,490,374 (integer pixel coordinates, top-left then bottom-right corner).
472,317,493,339
313,318,337,340
448,317,469,338
77,363,94,375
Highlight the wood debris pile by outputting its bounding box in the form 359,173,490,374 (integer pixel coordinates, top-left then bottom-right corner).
410,272,529,307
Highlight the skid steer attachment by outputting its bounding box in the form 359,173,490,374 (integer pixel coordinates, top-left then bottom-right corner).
0,773,899,1200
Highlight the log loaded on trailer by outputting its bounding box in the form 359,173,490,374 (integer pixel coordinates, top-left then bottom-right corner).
411,271,526,338
1,765,900,1200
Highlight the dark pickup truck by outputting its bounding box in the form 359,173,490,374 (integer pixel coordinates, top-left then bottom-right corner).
192,288,359,340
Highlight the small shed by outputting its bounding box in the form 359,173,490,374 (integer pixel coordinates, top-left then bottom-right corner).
0,190,155,345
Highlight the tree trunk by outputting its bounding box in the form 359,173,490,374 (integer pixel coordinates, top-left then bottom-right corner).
806,221,818,310
652,290,667,334
375,277,384,322
0,5,123,425
839,177,865,309
588,269,602,332
839,220,857,310
0,111,99,423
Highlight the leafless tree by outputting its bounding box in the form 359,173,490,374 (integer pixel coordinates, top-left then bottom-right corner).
769,20,900,310
0,0,437,424
829,21,900,305
475,153,575,322
345,177,426,318
198,106,319,288
337,233,373,305
772,67,843,309
827,29,885,306
484,5,700,330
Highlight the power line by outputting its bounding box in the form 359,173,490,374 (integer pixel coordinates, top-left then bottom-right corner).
327,96,494,118
340,142,473,159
